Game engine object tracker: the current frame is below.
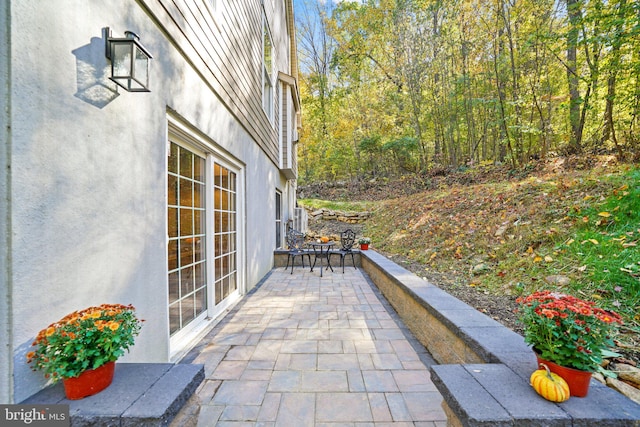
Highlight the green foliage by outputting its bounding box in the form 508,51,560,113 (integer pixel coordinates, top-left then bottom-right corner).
359,135,382,154
296,0,640,181
383,136,420,172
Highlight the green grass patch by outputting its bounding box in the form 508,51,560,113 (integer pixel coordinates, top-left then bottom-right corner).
563,168,640,322
298,198,374,212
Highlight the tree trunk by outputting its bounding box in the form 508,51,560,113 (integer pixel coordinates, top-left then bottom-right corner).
493,27,516,168
601,0,626,159
566,0,582,154
499,0,522,164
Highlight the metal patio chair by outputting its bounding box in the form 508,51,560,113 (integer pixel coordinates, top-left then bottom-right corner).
284,229,311,274
330,229,357,273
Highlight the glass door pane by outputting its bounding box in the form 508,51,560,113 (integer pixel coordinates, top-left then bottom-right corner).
213,164,237,306
168,142,207,336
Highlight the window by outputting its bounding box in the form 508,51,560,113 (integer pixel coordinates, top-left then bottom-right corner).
262,14,274,121
275,191,282,248
280,82,289,167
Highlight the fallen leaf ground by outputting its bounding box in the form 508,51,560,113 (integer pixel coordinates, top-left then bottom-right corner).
300,156,639,364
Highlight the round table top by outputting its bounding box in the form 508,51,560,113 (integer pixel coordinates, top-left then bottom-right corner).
310,241,335,247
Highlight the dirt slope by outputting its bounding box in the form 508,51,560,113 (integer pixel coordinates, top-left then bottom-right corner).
301,156,639,364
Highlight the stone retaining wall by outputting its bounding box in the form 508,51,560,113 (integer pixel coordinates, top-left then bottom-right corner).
359,250,515,365
360,253,487,365
357,249,640,426
307,208,371,223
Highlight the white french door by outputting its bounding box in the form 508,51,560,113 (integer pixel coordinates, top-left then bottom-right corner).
167,136,241,353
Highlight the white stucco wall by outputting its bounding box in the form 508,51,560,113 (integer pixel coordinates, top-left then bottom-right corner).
8,0,293,402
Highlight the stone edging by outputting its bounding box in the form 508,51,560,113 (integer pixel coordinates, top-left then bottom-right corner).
22,363,205,426
358,249,640,426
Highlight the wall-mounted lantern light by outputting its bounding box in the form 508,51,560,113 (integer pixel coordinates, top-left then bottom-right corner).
105,28,153,92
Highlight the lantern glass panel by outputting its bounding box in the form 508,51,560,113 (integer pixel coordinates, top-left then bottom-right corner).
112,43,132,77
134,45,149,87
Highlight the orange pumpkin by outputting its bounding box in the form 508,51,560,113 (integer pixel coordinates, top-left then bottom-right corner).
530,363,570,403
320,236,329,243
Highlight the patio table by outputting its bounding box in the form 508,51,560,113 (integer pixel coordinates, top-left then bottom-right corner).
310,241,335,277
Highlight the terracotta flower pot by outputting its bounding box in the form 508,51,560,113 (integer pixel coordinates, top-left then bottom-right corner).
360,243,369,250
535,355,592,397
62,361,115,400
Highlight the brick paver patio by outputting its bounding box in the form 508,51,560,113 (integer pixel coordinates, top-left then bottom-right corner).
171,267,447,426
